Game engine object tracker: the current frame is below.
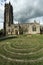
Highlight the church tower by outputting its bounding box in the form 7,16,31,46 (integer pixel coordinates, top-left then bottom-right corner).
4,2,13,35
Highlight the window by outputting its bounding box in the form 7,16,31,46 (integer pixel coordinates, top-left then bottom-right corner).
9,29,10,32
15,26,17,28
12,29,14,32
32,25,36,31
15,30,18,35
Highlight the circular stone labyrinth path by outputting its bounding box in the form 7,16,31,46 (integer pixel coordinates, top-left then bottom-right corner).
0,35,43,65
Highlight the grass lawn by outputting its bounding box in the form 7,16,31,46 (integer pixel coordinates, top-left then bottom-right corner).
0,34,43,65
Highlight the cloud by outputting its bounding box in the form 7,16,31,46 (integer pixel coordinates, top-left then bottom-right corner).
12,0,43,23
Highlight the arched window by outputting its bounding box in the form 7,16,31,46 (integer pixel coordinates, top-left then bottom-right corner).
8,29,10,32
32,25,36,31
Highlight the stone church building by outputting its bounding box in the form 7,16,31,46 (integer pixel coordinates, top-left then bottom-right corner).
4,2,40,36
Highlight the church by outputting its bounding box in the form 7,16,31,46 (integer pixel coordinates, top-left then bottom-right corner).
4,2,40,36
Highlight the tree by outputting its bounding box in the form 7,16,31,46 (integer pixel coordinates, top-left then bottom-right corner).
0,29,4,36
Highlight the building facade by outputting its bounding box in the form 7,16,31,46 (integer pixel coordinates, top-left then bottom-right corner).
4,2,40,36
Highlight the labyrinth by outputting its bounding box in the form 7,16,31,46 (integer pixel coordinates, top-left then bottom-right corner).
0,35,43,65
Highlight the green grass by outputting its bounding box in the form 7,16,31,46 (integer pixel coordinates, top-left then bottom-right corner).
0,34,43,65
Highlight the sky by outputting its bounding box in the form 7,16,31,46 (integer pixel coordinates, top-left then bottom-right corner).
0,0,43,29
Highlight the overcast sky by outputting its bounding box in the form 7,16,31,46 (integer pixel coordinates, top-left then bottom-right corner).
0,0,43,29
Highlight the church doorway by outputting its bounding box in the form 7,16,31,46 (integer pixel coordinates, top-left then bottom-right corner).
15,30,18,35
